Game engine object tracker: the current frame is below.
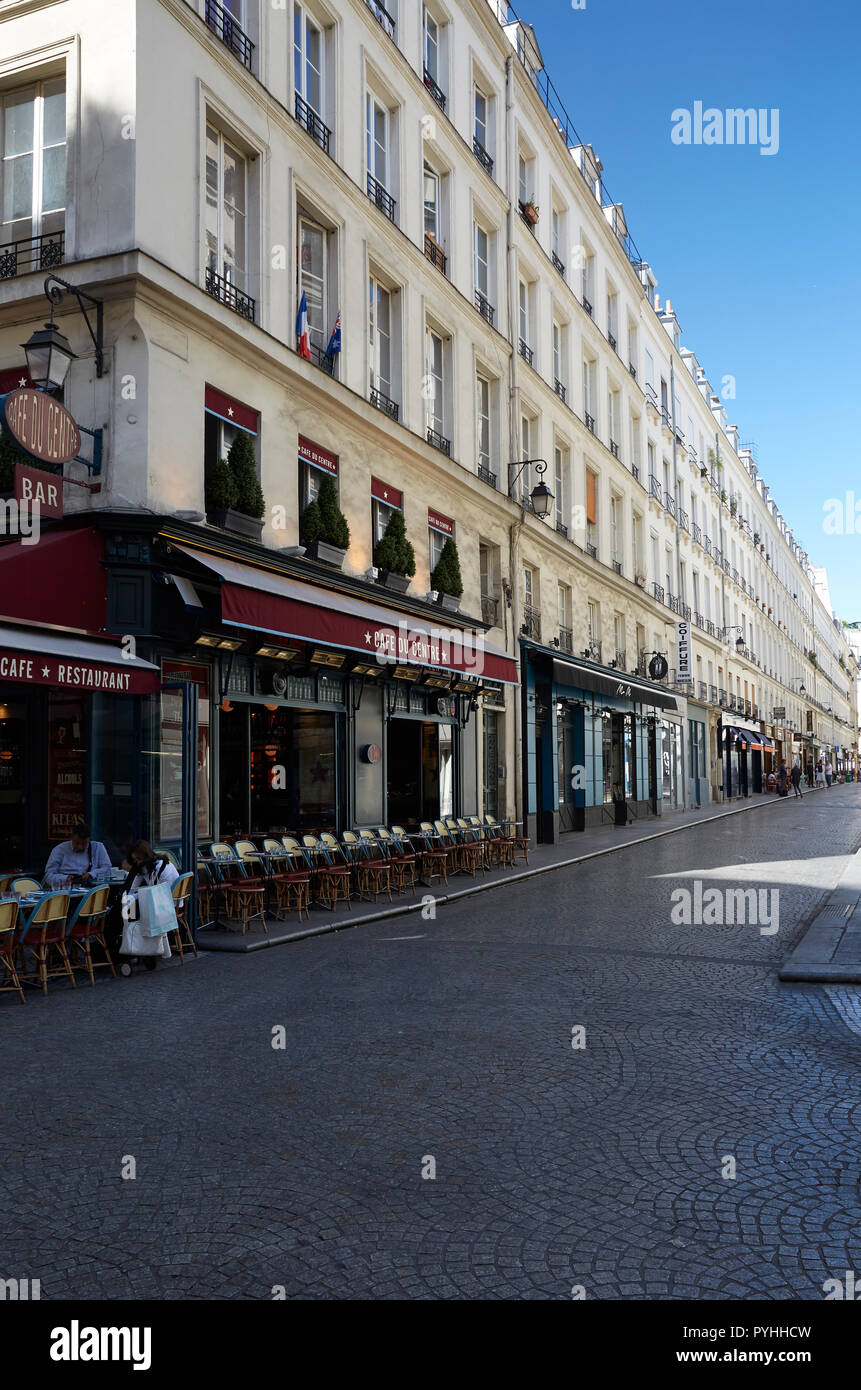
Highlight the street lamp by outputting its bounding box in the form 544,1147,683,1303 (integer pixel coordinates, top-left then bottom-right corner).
508,458,554,519
724,625,746,655
22,274,104,390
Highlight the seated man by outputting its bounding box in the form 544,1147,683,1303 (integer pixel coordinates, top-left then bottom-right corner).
45,822,112,889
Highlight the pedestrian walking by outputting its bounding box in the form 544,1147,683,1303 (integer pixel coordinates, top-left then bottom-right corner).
816,760,826,789
825,759,833,788
790,761,802,798
777,762,789,797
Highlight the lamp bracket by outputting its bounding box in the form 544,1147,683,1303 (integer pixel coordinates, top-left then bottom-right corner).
44,274,105,379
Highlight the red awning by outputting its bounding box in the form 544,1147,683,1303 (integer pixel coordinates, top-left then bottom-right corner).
177,545,519,685
0,624,160,694
0,528,107,633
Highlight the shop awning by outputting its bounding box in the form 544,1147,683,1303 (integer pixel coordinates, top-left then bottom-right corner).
0,625,161,694
176,545,519,685
0,529,107,633
552,657,678,711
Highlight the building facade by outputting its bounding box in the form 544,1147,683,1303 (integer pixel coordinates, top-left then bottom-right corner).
0,0,856,868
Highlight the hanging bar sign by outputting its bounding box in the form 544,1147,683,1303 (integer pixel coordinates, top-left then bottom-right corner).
1,388,81,466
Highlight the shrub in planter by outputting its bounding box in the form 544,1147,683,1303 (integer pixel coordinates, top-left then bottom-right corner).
228,430,265,520
373,510,415,590
431,537,463,605
205,456,238,514
300,475,350,563
299,499,323,544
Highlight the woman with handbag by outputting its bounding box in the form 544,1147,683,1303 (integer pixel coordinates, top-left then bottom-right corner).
116,841,179,971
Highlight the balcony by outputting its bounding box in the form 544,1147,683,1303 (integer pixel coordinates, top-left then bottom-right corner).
552,250,565,277
309,343,335,375
475,289,494,326
423,67,446,110
0,230,64,281
205,0,254,69
582,295,593,318
664,492,676,518
698,681,708,702
367,173,396,221
585,412,595,434
612,559,622,575
678,508,689,533
364,0,396,39
718,687,727,707
424,232,446,275
427,427,451,457
370,386,398,421
628,362,637,381
706,621,716,637
691,522,702,547
556,521,569,538
473,138,493,176
681,603,691,622
609,439,620,459
648,475,662,505
586,543,598,560
709,684,718,704
294,94,332,155
667,593,678,614
477,463,497,489
558,627,573,654
613,649,627,669
554,379,566,403
693,611,704,628
205,267,255,322
519,339,533,366
522,604,541,641
481,595,499,627
608,331,617,352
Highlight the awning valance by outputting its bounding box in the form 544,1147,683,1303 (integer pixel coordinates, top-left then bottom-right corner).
176,545,519,685
0,624,160,694
0,529,106,633
551,656,678,711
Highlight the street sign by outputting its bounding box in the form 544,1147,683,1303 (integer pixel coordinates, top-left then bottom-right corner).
773,706,786,718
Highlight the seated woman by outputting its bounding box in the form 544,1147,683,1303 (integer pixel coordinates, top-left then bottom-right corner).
112,841,180,970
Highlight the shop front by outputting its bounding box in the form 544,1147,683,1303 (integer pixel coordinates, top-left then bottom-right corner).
521,642,679,842
721,718,772,797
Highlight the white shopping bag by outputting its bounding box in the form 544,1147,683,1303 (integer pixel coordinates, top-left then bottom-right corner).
120,917,171,958
137,881,178,937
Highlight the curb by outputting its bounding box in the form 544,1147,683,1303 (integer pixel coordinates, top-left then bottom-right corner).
200,787,835,954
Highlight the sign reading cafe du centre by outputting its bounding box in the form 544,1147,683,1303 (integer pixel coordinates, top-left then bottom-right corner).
1,388,81,466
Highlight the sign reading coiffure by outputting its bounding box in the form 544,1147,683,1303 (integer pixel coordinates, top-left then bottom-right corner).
2,388,81,466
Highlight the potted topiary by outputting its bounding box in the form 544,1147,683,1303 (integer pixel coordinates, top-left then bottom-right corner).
431,537,464,612
301,474,350,567
206,431,265,540
373,510,416,594
522,199,539,227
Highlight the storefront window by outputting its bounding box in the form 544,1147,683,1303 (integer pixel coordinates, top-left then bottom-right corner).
662,720,682,806
90,694,137,860
163,662,211,839
387,718,456,826
47,693,86,844
221,704,341,835
157,690,185,842
0,695,30,862
483,710,499,817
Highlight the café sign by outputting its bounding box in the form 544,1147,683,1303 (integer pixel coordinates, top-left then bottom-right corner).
0,648,160,695
14,462,63,518
1,387,81,466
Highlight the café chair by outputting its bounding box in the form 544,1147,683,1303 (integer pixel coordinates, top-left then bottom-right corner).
11,877,42,896
486,814,529,865
302,835,351,911
480,815,516,868
68,885,114,985
0,900,25,1004
445,818,484,877
210,843,266,936
153,848,181,871
376,827,417,892
196,858,220,929
412,824,449,887
342,831,392,902
17,892,73,995
169,873,198,963
0,874,17,895
263,838,311,922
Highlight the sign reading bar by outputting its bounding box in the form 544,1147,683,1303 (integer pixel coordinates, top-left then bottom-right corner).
0,648,160,695
2,388,81,466
14,462,63,518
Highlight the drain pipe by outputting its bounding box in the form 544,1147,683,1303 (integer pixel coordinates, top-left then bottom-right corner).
669,357,687,812
503,51,525,831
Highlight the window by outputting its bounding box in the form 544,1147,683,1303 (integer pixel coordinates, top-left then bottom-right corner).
298,438,339,512
614,613,626,659
1,79,66,247
294,4,323,115
632,510,643,576
586,468,598,548
424,7,440,85
429,514,452,574
558,583,571,630
366,93,389,187
206,123,247,293
554,443,570,532
298,214,328,356
583,358,596,424
369,275,392,399
608,389,620,453
552,321,564,388
480,541,501,621
474,220,489,297
426,327,445,437
551,207,563,262
523,565,534,607
631,415,641,472
644,348,655,394
423,162,440,240
372,480,401,545
518,153,529,206
607,289,618,345
610,493,621,564
581,246,595,308
475,87,489,149
587,601,599,647
518,279,530,347
476,373,491,472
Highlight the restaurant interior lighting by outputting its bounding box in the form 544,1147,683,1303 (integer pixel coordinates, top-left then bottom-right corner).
392,666,420,682
195,633,244,651
256,645,299,661
310,649,346,669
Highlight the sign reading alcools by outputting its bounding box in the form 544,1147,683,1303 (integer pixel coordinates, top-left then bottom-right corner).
1,387,81,467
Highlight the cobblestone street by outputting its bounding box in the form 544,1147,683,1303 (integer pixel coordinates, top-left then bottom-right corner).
4,786,861,1300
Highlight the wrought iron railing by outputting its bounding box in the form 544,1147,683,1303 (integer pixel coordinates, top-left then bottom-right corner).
427,427,450,456
552,250,565,277
481,595,499,626
294,93,331,154
367,173,396,221
364,0,396,39
205,266,255,321
477,463,497,489
205,0,254,68
475,289,494,326
425,232,447,274
585,412,595,434
473,138,493,175
582,295,593,318
0,230,64,280
370,386,398,420
519,338,533,366
522,604,541,641
558,627,573,653
609,439,619,459
555,379,566,403
649,475,662,503
423,67,446,109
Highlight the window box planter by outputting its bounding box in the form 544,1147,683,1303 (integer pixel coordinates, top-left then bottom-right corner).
303,538,347,568
378,569,411,594
209,508,264,542
437,592,461,613
521,201,539,227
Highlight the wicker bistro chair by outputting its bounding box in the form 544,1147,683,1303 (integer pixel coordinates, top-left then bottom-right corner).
479,816,516,868
18,892,73,994
0,900,24,1004
468,816,494,870
196,858,220,929
301,836,352,911
376,827,417,893
445,819,485,877
411,824,449,887
67,885,114,985
11,877,43,896
210,842,266,936
421,821,460,875
343,831,393,903
169,873,198,963
486,814,529,865
0,874,17,896
263,838,311,922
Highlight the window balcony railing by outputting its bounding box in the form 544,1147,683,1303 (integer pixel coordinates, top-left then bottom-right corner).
367,173,396,221
653,582,665,603
425,232,447,275
522,604,541,641
477,462,498,489
710,473,720,493
473,137,493,176
554,379,566,403
607,331,617,352
370,385,398,421
722,558,730,576
694,610,705,629
648,475,662,503
585,412,595,434
612,559,622,575
552,250,565,277
628,362,637,380
667,593,678,614
645,383,658,410
558,627,573,654
556,520,569,538
364,0,396,40
614,648,626,669
427,427,451,456
475,289,494,326
681,603,691,621
423,67,446,110
309,343,335,375
586,542,598,560
294,93,331,155
582,295,593,318
519,338,533,366
586,640,602,662
691,522,702,546
205,266,256,322
698,681,708,702
709,684,718,704
664,492,676,518
609,439,619,459
481,594,499,626
678,508,689,533
0,230,64,280
205,0,254,69
703,537,712,557
660,406,671,429
631,463,640,482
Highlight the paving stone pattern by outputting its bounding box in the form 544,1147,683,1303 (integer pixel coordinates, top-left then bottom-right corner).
2,786,861,1299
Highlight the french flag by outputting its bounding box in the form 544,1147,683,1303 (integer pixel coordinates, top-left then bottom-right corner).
296,291,312,360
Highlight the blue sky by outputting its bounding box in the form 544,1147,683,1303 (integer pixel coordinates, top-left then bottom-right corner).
521,0,861,619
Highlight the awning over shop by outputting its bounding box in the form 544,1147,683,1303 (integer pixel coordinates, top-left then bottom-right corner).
0,624,161,694
176,545,519,685
0,529,107,633
725,726,764,750
551,657,678,711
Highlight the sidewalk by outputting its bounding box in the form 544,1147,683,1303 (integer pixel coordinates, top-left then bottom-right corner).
200,784,848,954
780,842,861,984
